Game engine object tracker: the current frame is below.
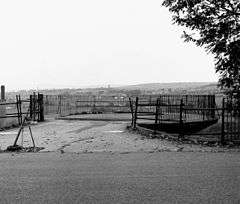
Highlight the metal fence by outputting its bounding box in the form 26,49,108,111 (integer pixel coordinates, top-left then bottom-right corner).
130,95,240,145
43,94,217,120
130,95,217,123
222,98,240,143
43,95,131,116
0,93,44,128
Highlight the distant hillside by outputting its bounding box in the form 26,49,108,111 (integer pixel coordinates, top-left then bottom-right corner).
6,82,221,100
115,82,221,95
117,82,217,90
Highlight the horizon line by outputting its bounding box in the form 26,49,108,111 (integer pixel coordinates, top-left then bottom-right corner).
5,81,218,92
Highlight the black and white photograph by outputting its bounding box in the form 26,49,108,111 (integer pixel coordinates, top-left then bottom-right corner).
0,0,239,203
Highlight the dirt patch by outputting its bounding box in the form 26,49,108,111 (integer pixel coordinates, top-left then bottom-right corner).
58,136,95,151
67,122,107,134
4,145,44,153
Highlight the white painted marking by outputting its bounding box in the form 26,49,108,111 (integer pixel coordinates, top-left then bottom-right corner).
0,132,18,135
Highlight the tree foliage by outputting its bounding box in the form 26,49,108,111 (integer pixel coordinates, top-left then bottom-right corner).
162,0,240,97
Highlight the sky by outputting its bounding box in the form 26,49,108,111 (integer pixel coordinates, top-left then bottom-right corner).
0,0,218,91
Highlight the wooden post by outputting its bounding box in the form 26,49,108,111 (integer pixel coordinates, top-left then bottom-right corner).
28,126,35,147
13,107,33,147
221,98,225,145
179,99,184,139
133,97,139,129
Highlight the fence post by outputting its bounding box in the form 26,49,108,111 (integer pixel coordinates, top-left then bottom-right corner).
18,95,23,125
211,95,215,119
221,98,225,145
1,85,5,100
38,93,44,122
45,95,48,115
154,99,160,135
16,95,21,125
133,97,139,129
179,99,184,139
33,92,36,121
30,95,33,119
129,98,134,127
57,95,63,116
93,96,96,113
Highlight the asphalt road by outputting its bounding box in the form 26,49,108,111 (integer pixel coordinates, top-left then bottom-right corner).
0,152,239,204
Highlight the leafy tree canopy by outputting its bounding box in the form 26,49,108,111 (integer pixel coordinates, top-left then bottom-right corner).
162,0,240,97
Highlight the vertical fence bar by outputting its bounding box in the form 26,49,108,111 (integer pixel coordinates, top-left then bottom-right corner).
30,95,33,119
33,92,36,121
185,95,188,121
36,93,39,119
230,100,233,141
16,95,20,125
129,98,134,127
93,96,96,113
211,95,215,119
221,98,225,145
179,99,184,139
57,95,62,116
38,94,44,122
154,98,160,135
226,99,229,142
18,95,23,125
133,97,139,129
45,95,48,115
1,85,5,100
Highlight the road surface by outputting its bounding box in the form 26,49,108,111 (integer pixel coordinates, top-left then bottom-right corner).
0,152,239,203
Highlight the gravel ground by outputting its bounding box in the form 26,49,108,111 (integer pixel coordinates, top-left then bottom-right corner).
0,119,238,153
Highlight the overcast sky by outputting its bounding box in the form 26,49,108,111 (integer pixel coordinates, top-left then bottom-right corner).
0,0,218,91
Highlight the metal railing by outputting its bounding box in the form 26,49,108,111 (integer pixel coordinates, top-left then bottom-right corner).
43,95,131,116
130,96,240,145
